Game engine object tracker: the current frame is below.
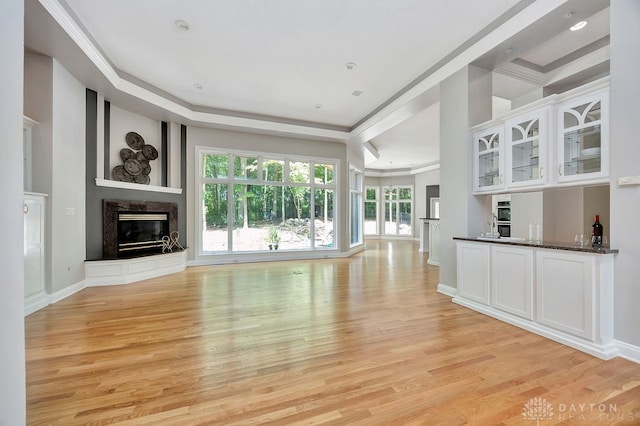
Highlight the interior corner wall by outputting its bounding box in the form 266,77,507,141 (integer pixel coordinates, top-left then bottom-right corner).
1,0,26,423
439,66,492,289
609,0,640,348
50,59,86,292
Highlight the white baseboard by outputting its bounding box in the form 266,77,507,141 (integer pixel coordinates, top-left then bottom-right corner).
453,296,618,360
24,292,49,316
188,249,350,266
427,259,440,266
437,283,457,297
615,340,640,364
48,280,86,304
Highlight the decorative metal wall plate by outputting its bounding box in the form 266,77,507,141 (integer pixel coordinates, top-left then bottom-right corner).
142,144,159,160
125,132,145,150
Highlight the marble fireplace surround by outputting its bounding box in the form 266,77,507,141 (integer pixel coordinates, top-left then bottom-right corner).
103,199,178,259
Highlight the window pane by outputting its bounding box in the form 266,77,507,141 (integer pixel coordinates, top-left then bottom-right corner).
399,187,412,200
263,159,284,182
385,187,397,201
289,161,310,183
384,202,397,234
202,154,228,179
364,201,377,235
314,163,334,184
282,186,311,249
366,188,377,200
314,189,334,247
232,184,269,251
202,183,228,251
399,202,412,235
233,156,258,180
351,192,362,245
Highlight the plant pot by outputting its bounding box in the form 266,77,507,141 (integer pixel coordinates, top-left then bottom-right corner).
268,244,273,250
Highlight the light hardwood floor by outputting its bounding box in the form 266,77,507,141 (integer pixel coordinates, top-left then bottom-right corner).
26,240,640,425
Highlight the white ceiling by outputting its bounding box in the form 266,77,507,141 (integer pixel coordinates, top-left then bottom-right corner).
25,0,611,173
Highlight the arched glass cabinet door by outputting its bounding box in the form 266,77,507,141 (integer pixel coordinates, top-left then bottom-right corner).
557,88,609,183
473,125,504,193
505,107,549,189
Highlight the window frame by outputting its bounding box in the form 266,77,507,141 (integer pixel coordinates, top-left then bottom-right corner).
197,147,339,255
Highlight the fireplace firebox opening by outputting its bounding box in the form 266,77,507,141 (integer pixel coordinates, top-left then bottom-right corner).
103,199,179,259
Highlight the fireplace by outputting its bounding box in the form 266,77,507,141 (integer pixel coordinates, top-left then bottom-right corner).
103,200,178,259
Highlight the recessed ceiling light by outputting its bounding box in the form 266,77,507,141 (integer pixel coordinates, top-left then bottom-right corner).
352,90,363,97
570,21,587,31
193,83,203,90
175,19,191,31
315,104,322,109
505,48,513,55
563,12,574,20
345,62,357,71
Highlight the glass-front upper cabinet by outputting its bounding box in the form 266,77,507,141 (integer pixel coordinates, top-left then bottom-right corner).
557,88,609,183
505,107,549,189
473,125,504,193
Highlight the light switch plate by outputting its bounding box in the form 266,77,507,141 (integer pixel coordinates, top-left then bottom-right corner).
617,175,640,186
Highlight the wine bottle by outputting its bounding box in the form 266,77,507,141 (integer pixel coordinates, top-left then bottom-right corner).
592,214,603,247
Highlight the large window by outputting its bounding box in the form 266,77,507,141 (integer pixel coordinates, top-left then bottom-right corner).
199,149,337,253
383,186,413,236
350,167,363,246
364,187,378,235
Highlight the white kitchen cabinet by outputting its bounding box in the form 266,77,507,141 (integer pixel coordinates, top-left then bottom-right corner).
456,242,490,304
24,192,48,315
453,238,615,359
505,107,550,189
536,250,594,340
473,125,504,193
491,245,533,320
427,220,440,266
556,87,609,184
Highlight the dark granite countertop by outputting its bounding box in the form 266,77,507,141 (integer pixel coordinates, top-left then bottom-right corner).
418,217,440,221
453,236,619,254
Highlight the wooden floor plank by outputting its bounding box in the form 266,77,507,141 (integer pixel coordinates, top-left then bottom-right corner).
25,240,640,425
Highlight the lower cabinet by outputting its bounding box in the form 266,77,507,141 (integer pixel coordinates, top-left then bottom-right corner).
536,250,594,340
427,220,441,266
454,240,615,359
456,242,490,304
491,245,533,320
24,192,48,315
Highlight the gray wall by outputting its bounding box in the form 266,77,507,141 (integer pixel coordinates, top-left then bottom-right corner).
610,0,640,347
24,55,87,293
0,0,26,423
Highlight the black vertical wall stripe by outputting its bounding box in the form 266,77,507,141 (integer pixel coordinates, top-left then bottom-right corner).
104,101,110,179
161,121,168,187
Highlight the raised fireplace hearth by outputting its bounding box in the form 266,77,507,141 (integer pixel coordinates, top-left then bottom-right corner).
103,199,178,259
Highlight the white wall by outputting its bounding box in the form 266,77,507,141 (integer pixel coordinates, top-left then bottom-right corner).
414,168,440,218
109,106,162,186
610,0,640,348
186,126,348,260
439,66,492,288
511,191,543,239
50,60,86,292
0,0,26,423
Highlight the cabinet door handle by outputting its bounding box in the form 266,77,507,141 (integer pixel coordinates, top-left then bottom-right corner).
23,204,29,214
540,166,544,178
558,164,563,176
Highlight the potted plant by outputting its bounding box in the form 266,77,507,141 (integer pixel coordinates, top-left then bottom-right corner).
268,225,280,250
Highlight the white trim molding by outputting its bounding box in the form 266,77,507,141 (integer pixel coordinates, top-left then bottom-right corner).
615,340,640,365
85,251,187,286
437,283,457,298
